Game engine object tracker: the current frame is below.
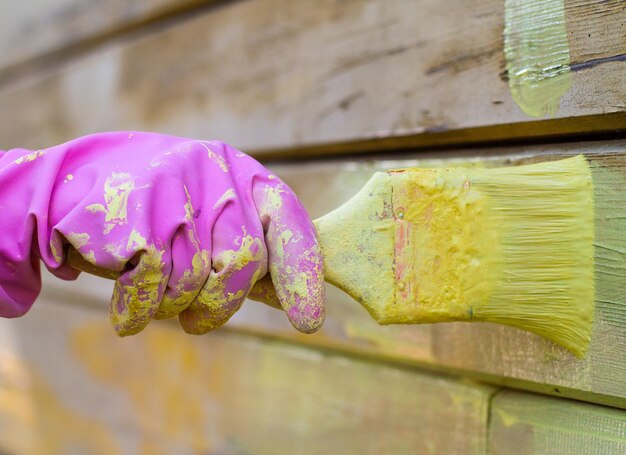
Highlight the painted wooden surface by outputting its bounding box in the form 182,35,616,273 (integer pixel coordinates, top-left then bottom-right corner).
489,391,626,454
0,0,624,152
261,141,626,408
0,0,213,77
0,299,494,455
36,140,626,409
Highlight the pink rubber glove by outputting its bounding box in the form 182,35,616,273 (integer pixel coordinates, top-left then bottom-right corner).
0,132,324,335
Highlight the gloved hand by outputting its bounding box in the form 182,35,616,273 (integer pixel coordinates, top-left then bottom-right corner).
0,132,325,335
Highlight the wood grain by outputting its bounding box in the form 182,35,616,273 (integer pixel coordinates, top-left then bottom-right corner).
34,140,626,409
0,300,494,455
0,0,623,153
0,0,217,78
489,391,626,454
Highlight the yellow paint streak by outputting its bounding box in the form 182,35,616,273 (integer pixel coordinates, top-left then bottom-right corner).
199,142,228,172
504,0,572,117
157,187,210,318
14,150,45,165
212,188,235,210
103,242,125,266
0,351,121,455
86,172,135,234
263,185,285,211
67,232,90,249
49,241,62,263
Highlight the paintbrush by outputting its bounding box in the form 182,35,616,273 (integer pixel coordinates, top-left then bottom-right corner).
67,155,595,357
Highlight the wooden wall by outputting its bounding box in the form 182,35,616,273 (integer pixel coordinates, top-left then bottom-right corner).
0,1,624,453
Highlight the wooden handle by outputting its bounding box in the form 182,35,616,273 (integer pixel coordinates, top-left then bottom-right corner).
313,171,396,323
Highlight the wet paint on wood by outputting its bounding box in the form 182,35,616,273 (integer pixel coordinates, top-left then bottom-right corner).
489,390,626,454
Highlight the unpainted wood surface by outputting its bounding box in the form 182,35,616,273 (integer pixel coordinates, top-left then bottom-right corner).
0,0,623,152
0,299,494,455
489,390,626,454
0,0,212,76
35,140,626,408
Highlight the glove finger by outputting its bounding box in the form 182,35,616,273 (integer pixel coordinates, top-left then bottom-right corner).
178,232,266,334
248,274,282,309
110,245,169,336
155,228,211,320
255,179,325,333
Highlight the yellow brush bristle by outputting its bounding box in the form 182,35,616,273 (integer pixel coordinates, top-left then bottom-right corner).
469,156,594,357
390,155,594,357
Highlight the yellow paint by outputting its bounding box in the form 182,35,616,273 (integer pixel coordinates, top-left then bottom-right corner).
49,240,62,263
0,351,121,455
262,184,286,212
156,187,211,319
504,0,572,117
103,242,126,267
67,232,90,249
316,156,594,357
14,150,45,165
84,250,96,263
187,229,265,332
112,229,167,335
252,182,325,331
199,142,229,172
391,168,500,323
212,188,236,210
86,172,135,234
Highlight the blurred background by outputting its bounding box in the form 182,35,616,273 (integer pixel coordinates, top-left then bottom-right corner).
0,1,625,454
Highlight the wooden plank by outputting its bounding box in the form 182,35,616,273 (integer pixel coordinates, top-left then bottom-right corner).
489,391,626,454
0,0,624,153
0,0,216,75
0,300,494,455
33,140,626,408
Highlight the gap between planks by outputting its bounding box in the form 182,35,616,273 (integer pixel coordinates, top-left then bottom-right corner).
251,112,626,163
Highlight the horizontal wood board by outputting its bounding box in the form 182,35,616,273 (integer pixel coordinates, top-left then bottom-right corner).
0,0,623,153
489,391,626,454
0,300,494,455
0,0,217,77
